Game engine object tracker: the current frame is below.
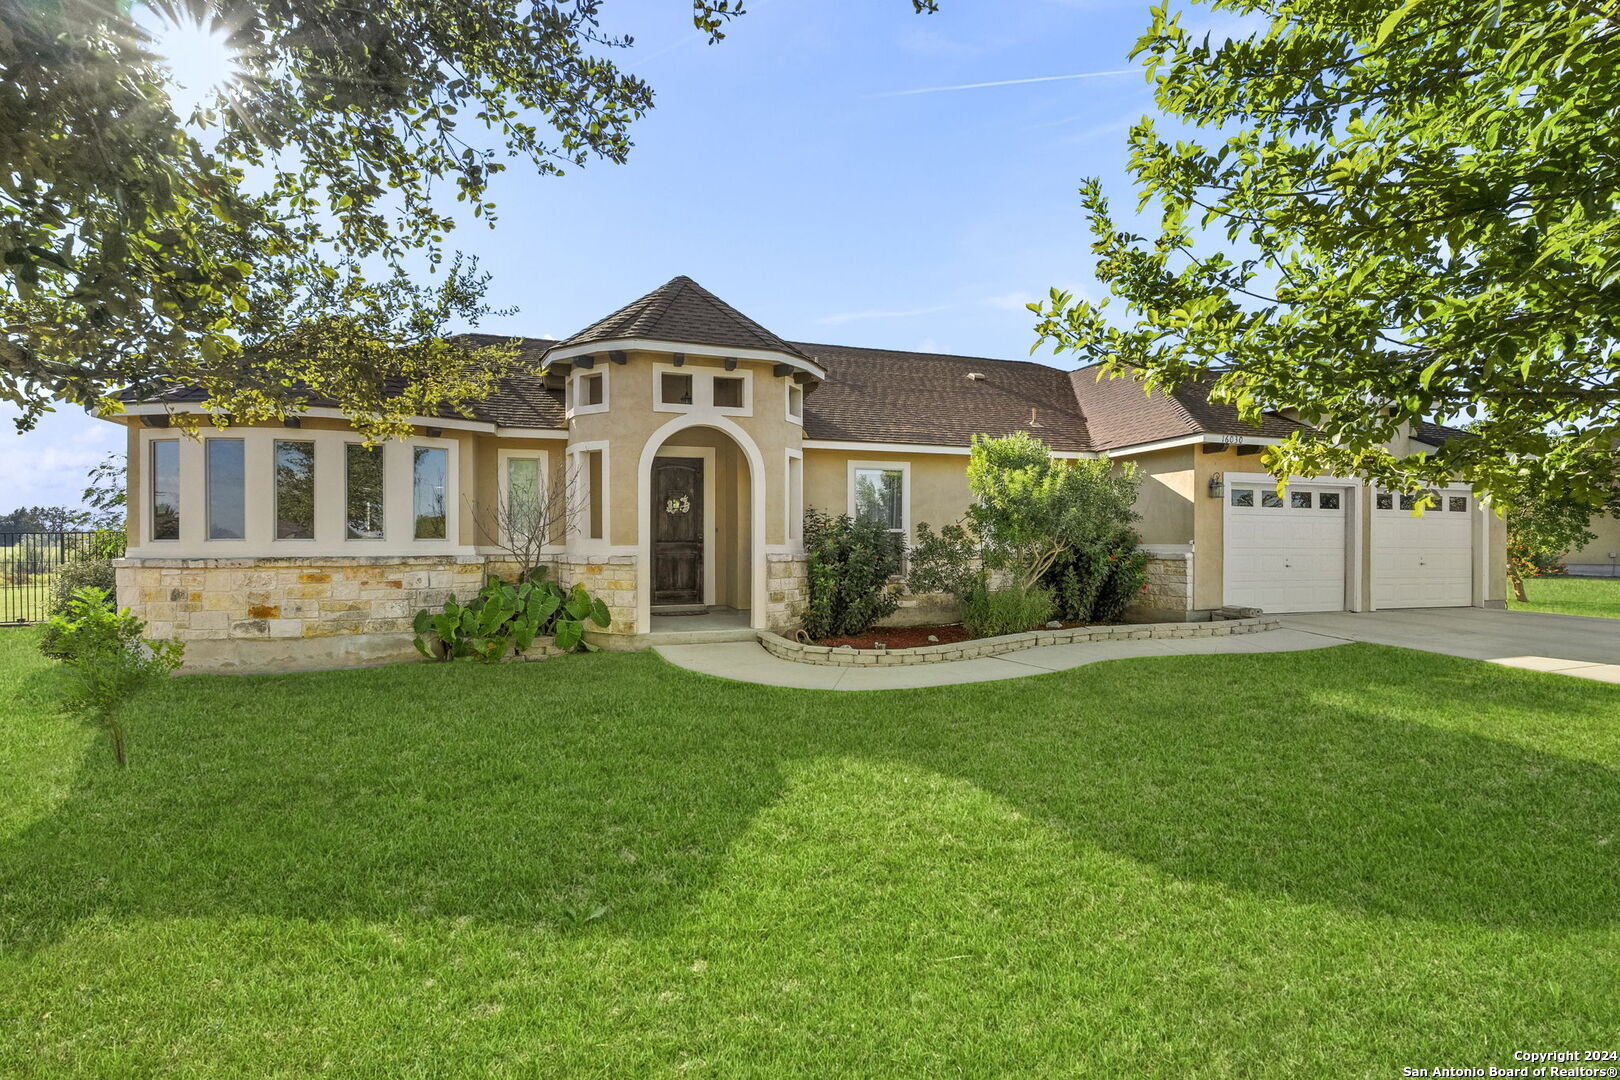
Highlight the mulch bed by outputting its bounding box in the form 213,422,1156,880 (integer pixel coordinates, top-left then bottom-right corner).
813,620,1104,651
815,624,973,650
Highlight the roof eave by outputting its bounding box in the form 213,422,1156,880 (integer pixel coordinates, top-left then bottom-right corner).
542,337,826,381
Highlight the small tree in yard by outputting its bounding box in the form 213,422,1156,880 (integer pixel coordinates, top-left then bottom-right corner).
965,433,1140,592
468,460,583,581
907,434,1146,636
1503,479,1619,602
44,587,184,767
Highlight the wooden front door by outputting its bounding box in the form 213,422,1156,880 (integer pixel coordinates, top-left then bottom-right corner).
652,457,704,606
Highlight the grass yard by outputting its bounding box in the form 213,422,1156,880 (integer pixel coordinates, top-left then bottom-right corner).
1,629,1617,1078
1509,573,1620,619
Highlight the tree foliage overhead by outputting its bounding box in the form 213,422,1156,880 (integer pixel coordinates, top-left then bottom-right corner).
1,0,935,435
1033,0,1620,505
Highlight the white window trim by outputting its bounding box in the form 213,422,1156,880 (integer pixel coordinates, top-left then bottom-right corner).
270,437,319,543
343,440,389,543
785,382,804,426
652,361,753,417
127,426,470,558
847,459,912,546
409,443,455,543
496,447,553,551
567,440,610,547
146,437,182,544
567,368,609,419
204,437,247,542
784,448,804,551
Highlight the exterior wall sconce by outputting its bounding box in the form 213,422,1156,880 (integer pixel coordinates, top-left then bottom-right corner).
1208,473,1225,499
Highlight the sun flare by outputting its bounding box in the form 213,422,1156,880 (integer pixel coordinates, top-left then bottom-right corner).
146,11,242,117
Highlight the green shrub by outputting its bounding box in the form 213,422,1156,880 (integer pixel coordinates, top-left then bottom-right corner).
44,586,185,767
905,521,980,598
413,566,610,661
960,583,1055,639
47,555,117,617
965,433,1141,591
802,509,902,639
1044,532,1150,624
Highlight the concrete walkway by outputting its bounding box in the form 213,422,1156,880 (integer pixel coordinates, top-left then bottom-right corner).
655,607,1620,690
1280,607,1620,684
654,626,1341,691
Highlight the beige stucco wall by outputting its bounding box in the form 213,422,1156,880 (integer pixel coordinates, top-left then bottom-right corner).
1567,512,1620,570
565,351,802,549
1125,447,1196,546
803,447,973,533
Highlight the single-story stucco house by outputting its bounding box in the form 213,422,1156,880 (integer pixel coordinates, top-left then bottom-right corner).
105,275,1508,671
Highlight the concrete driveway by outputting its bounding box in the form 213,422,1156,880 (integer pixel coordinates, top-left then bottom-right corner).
1280,608,1620,684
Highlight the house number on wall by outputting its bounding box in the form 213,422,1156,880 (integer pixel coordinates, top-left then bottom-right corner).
664,495,692,515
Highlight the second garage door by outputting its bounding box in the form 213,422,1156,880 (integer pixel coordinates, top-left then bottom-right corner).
1372,489,1474,608
1224,483,1349,613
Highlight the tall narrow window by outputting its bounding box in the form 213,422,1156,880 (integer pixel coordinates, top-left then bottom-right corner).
506,456,544,546
582,372,604,406
345,444,385,539
413,446,448,540
206,439,245,540
151,440,181,541
787,455,804,543
787,383,804,421
274,440,316,540
586,449,604,540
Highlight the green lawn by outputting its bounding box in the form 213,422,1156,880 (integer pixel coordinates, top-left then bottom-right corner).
1509,573,1620,619
2,629,1617,1078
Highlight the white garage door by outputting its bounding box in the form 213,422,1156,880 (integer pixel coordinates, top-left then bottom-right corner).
1372,489,1474,608
1224,483,1348,613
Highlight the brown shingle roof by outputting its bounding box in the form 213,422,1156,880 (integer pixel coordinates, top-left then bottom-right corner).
1413,420,1472,447
1068,363,1307,451
792,342,1093,453
552,276,813,362
115,335,568,430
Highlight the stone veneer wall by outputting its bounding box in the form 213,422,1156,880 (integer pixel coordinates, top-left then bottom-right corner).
1128,552,1194,622
760,614,1279,667
115,553,640,672
764,553,808,633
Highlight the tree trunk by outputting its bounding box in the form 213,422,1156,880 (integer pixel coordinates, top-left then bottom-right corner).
1508,562,1529,604
106,716,127,768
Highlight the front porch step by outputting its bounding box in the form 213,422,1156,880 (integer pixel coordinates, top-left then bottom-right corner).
650,605,711,617
587,625,760,650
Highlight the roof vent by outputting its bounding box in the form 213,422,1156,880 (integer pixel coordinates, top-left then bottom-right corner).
966,372,986,381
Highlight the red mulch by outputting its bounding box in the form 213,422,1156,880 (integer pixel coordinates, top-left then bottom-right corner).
815,624,972,650
814,620,1099,651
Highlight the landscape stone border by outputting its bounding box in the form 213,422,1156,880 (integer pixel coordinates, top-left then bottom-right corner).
757,616,1281,667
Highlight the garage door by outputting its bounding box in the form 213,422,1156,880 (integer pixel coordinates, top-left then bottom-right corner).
1224,483,1348,613
1372,489,1474,608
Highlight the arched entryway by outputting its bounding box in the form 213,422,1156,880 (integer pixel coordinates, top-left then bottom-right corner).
636,416,766,634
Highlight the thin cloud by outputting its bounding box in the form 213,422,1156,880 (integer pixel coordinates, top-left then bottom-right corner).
818,305,951,326
870,69,1138,98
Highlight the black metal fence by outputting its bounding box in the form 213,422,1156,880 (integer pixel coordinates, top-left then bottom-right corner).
0,531,115,625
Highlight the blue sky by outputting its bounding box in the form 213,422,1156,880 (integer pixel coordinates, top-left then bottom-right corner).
1,0,1244,511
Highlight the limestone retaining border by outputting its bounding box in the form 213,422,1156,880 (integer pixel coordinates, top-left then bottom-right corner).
757,616,1280,667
